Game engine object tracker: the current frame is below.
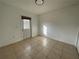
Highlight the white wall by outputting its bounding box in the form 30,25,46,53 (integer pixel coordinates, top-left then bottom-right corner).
39,5,79,46
0,2,38,47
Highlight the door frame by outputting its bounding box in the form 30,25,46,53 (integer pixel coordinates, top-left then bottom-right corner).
21,16,32,38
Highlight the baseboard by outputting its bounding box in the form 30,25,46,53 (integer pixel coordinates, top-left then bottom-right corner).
0,35,39,48
40,34,75,46
0,38,23,48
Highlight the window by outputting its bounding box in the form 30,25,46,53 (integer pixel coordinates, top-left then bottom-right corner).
23,19,30,29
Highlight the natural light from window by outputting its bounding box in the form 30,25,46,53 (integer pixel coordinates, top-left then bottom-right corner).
43,25,47,35
43,38,47,47
23,19,30,29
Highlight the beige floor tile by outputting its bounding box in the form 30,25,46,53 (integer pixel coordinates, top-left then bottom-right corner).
0,36,78,59
47,50,61,59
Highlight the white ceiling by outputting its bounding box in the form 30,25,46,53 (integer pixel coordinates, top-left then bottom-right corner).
0,0,79,15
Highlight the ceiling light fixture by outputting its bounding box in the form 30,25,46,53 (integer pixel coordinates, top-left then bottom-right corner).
35,0,44,6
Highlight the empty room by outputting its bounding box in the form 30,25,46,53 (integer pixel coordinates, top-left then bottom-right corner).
0,0,79,59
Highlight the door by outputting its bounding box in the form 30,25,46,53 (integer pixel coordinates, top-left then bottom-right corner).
76,32,79,53
21,16,32,39
77,39,79,53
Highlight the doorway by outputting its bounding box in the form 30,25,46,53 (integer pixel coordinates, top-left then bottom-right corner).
21,16,32,39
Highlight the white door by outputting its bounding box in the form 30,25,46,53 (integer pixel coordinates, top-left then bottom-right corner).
77,32,79,53
77,40,79,53
77,37,79,53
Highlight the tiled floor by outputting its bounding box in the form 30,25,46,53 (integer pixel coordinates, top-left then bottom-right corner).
0,36,79,59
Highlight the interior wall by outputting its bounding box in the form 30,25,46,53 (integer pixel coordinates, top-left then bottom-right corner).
39,5,79,46
0,2,38,47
